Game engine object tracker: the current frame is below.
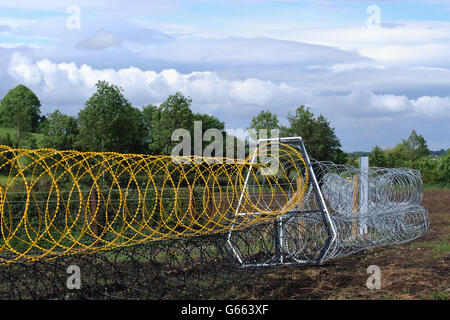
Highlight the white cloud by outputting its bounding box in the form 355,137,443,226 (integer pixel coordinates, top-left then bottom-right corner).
7,52,307,114
412,95,450,117
260,21,450,68
8,52,41,84
329,61,385,73
5,52,450,151
134,37,364,67
1,2,449,151
8,53,450,120
311,90,450,119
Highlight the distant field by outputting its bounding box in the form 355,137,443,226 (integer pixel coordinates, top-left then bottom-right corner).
424,184,450,190
0,126,45,147
0,175,8,185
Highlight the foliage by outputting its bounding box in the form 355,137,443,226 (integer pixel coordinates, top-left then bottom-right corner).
192,112,225,157
416,150,450,186
146,93,226,156
281,105,342,162
147,92,194,155
248,110,279,139
367,131,449,186
0,127,44,149
142,103,159,151
41,110,79,150
369,146,386,167
397,129,430,164
193,113,225,132
76,80,146,153
0,82,446,187
0,85,42,147
0,133,14,147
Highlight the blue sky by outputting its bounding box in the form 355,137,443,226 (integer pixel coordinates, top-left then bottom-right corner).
0,0,449,151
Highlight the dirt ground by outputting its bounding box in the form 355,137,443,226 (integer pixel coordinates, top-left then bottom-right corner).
208,189,449,300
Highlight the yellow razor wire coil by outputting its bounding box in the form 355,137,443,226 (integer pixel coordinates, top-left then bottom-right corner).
0,142,308,265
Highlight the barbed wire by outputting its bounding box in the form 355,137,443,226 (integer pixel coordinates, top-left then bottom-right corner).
0,140,429,299
0,143,308,265
231,159,429,266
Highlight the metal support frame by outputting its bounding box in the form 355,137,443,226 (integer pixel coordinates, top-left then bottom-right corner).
359,156,369,235
226,137,337,267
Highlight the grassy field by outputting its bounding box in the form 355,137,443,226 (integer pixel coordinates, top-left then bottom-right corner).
424,184,450,190
199,189,450,300
0,126,45,147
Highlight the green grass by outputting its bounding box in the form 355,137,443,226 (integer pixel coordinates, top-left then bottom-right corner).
0,175,8,185
424,183,450,190
0,174,35,185
0,127,45,148
0,127,15,137
430,290,450,300
410,239,450,258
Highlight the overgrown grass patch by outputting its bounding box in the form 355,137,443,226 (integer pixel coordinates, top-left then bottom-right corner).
410,240,450,258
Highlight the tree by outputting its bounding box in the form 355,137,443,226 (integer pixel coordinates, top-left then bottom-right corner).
193,113,225,158
369,146,386,167
193,113,225,132
398,130,430,165
0,84,42,147
76,81,146,153
126,107,147,154
0,133,14,147
148,92,194,155
41,110,79,150
333,149,348,165
416,149,450,186
248,110,280,139
383,147,409,168
283,105,342,161
363,132,447,186
142,104,159,150
435,150,450,185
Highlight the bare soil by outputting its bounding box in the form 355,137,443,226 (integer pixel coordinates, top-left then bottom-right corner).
207,189,450,300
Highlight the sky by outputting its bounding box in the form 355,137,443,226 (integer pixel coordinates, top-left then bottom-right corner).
0,0,449,152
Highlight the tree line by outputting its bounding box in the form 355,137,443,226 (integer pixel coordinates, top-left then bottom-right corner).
0,81,226,155
0,81,448,186
367,130,449,187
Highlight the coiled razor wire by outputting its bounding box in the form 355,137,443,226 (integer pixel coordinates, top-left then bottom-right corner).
233,158,429,266
0,138,429,299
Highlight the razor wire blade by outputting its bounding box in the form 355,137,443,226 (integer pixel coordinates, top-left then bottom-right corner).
0,138,429,299
0,138,429,266
226,137,429,267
